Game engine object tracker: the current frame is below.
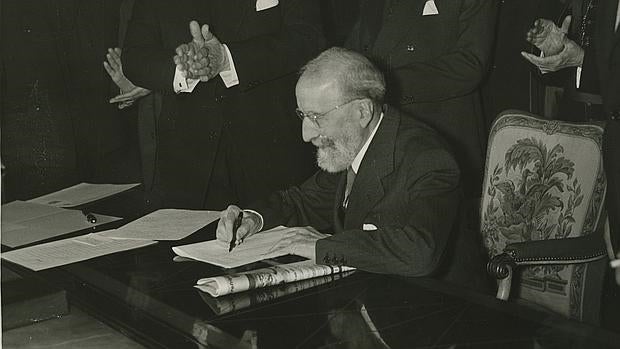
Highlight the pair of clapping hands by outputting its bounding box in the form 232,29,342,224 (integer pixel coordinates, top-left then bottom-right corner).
104,20,227,109
173,21,229,81
521,16,584,73
216,205,329,261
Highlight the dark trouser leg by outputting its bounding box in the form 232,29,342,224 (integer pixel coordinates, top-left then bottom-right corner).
601,119,620,330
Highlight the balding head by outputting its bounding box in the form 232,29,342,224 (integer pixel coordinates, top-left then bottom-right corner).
297,47,386,106
295,48,386,173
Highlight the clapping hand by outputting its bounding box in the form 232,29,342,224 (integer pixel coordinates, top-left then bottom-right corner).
103,47,151,109
173,21,229,82
526,16,571,56
521,16,584,73
521,37,584,73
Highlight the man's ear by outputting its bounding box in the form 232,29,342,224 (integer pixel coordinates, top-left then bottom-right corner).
357,99,374,128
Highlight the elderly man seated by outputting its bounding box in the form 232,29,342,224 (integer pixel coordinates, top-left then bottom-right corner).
217,47,487,290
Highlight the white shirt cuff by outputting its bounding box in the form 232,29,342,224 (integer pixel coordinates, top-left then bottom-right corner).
242,209,264,232
173,66,200,93
219,44,239,88
576,66,582,89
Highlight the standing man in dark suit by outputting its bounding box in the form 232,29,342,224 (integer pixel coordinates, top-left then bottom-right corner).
122,0,323,209
521,0,620,271
522,0,620,327
344,0,498,197
217,48,487,289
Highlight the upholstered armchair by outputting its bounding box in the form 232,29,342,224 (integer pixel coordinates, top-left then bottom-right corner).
481,110,608,324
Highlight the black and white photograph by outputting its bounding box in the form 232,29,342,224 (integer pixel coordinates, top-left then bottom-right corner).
1,0,619,348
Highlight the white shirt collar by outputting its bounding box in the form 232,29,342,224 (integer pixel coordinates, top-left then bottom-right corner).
351,112,384,174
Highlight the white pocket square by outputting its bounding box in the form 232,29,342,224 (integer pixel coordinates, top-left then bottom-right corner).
256,0,278,11
422,0,439,16
363,223,378,231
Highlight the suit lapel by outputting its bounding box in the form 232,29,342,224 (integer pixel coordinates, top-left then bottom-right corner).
343,108,399,229
211,0,250,39
372,0,427,55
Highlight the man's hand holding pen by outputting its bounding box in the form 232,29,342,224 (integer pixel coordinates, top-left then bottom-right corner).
216,205,262,251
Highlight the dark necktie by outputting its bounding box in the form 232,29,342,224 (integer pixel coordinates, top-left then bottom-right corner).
343,167,356,208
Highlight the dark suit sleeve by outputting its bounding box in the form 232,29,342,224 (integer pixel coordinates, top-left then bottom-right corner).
225,0,324,90
122,1,176,92
252,170,340,232
316,149,462,277
393,0,497,103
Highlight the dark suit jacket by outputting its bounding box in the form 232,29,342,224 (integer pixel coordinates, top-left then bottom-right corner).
122,0,323,208
346,0,498,196
595,0,620,116
545,0,620,246
599,0,620,255
255,107,488,289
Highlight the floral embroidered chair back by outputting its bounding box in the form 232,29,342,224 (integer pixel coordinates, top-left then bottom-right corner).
481,110,608,323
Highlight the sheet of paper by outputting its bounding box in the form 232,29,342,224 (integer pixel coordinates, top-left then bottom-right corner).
99,209,220,241
2,200,66,222
1,233,157,271
28,182,140,207
1,201,122,248
172,226,294,268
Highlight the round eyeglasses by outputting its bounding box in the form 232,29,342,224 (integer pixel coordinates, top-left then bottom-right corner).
295,98,363,128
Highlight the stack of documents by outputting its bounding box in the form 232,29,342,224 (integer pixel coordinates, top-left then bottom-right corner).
1,208,221,271
99,209,220,241
1,201,121,248
172,226,297,268
1,234,156,271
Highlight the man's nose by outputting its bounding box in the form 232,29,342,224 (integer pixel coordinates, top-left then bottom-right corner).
302,118,319,142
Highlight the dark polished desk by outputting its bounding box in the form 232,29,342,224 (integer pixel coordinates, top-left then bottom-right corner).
3,190,620,349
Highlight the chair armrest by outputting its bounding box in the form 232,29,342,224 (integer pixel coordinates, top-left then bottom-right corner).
486,235,607,301
503,234,607,266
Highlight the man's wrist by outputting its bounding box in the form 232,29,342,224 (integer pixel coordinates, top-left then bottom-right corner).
173,66,200,93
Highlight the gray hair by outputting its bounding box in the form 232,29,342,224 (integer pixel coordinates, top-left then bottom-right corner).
300,47,386,104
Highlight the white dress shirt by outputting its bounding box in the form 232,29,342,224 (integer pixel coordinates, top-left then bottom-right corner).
351,112,384,175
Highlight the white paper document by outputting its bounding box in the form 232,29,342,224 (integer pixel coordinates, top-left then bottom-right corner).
1,201,121,248
28,182,140,207
99,209,220,241
1,233,156,271
172,226,294,268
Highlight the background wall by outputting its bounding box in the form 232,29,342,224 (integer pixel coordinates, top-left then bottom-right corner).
1,0,569,203
1,0,140,202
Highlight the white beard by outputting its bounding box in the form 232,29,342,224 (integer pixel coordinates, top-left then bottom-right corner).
315,131,362,173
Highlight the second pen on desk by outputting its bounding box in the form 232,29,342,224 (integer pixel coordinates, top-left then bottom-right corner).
229,211,243,252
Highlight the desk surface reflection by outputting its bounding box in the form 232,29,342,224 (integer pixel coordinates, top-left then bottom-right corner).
3,192,619,349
